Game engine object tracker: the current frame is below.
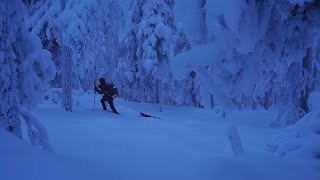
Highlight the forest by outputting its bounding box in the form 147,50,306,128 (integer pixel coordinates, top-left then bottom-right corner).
1,0,320,179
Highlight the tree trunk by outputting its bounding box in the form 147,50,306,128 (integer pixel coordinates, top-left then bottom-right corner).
62,46,73,112
158,79,163,112
210,94,215,108
300,48,313,113
199,0,209,43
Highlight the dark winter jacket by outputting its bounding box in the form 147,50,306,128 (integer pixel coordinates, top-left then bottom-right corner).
95,81,118,96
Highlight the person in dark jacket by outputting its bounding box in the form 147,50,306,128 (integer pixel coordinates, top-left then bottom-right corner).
94,77,119,114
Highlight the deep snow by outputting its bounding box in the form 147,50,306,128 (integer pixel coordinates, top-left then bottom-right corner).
1,92,320,180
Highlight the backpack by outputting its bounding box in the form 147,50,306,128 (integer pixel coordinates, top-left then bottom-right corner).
107,82,118,95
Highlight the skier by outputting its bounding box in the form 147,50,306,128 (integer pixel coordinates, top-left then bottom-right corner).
94,77,119,114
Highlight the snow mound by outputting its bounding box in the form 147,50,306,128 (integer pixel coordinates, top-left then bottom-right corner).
268,111,320,160
0,130,110,180
308,91,320,112
210,153,319,180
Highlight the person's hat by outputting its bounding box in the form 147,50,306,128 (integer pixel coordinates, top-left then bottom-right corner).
99,77,105,83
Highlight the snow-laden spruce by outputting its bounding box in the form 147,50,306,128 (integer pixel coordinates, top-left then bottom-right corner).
117,0,177,104
25,0,122,111
0,0,55,150
116,0,192,106
174,0,320,122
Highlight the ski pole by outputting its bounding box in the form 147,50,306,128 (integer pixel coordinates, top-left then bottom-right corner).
93,65,96,111
93,88,96,111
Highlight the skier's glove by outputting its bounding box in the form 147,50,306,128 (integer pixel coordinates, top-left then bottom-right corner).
95,87,103,94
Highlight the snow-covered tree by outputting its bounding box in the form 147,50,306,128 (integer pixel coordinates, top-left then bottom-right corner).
174,23,191,55
26,0,122,92
174,0,210,45
133,0,175,94
0,2,21,137
117,0,192,107
251,1,320,126
171,0,320,121
0,0,56,149
99,0,122,81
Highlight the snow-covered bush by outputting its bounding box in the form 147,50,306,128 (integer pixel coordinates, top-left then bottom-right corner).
20,108,53,151
44,88,61,104
268,111,320,159
268,92,320,159
308,91,320,112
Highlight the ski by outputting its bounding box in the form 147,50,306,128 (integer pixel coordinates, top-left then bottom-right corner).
101,109,120,115
140,112,160,119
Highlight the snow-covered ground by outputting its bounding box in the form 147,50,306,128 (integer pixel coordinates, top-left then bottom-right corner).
1,92,320,180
